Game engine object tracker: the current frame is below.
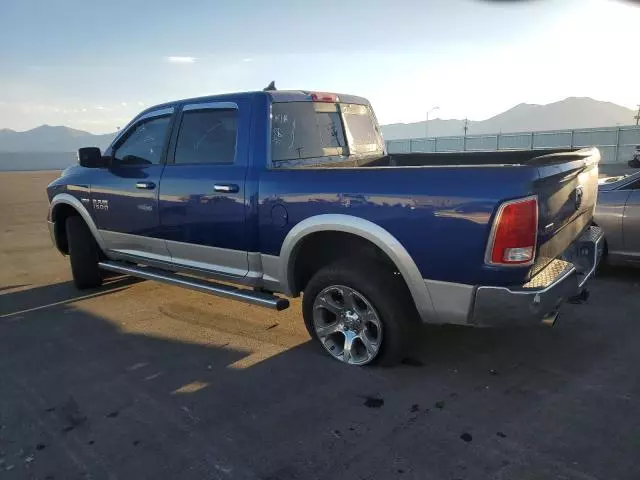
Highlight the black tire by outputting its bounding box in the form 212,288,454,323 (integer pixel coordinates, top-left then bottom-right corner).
66,216,103,290
302,258,418,366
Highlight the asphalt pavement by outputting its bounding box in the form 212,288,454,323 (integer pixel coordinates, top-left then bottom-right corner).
1,171,639,480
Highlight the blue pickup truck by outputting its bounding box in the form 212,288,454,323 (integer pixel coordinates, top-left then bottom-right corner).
47,89,604,366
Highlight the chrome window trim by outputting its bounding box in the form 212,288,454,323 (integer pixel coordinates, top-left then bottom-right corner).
138,107,175,122
182,101,238,111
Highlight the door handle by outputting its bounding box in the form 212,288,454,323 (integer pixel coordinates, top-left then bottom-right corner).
135,181,156,190
213,184,239,193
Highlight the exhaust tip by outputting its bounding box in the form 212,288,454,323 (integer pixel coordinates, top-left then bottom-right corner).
542,311,559,327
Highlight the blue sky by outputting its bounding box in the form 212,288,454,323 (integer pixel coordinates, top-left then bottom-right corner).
1,0,638,133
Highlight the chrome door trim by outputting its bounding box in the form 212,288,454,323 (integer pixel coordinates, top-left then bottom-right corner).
278,214,435,320
49,193,106,251
98,230,170,260
165,239,249,277
182,101,238,112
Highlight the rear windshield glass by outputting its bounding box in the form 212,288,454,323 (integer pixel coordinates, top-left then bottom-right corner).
271,102,382,164
271,102,345,162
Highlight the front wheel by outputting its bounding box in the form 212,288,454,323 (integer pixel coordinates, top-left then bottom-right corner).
302,259,417,366
66,216,103,290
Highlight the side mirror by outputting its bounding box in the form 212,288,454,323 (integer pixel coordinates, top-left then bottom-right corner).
78,147,109,168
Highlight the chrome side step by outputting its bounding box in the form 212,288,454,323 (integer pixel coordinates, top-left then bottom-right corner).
98,261,290,311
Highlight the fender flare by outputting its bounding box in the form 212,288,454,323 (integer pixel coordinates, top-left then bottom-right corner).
50,193,107,252
279,214,435,320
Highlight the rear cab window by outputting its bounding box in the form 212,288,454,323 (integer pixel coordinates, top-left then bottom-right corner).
271,99,383,168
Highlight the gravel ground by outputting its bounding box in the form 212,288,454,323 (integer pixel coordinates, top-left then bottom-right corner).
1,171,639,480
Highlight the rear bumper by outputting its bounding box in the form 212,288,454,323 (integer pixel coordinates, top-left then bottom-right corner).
472,226,604,326
423,226,604,327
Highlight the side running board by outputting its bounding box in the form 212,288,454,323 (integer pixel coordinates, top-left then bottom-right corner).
98,261,290,311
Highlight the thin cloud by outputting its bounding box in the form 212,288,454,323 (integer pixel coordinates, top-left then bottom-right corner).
242,58,254,63
165,56,197,64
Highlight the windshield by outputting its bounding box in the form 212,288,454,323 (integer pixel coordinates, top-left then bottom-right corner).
271,102,382,165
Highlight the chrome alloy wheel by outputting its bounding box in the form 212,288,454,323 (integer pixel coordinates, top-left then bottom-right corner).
312,285,383,365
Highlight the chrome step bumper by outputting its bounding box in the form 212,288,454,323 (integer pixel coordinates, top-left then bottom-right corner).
471,226,604,327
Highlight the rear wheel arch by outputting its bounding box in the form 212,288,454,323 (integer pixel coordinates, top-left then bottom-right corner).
280,214,435,320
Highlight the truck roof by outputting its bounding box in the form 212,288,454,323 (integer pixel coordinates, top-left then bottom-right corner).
139,90,370,117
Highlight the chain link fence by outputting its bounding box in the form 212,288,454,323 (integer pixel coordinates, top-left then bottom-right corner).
385,125,640,164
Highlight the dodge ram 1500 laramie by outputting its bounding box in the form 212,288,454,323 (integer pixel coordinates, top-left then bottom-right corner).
47,89,604,366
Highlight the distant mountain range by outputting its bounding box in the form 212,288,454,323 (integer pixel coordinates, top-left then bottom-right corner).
381,97,637,140
0,97,636,158
0,125,116,153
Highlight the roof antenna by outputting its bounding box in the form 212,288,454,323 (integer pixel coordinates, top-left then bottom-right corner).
263,81,277,91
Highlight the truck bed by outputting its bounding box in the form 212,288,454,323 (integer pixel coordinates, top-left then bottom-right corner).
364,148,594,168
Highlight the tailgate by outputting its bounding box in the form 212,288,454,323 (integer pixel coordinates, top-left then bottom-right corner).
530,148,600,278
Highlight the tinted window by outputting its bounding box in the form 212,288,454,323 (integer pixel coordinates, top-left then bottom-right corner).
271,102,346,162
174,109,237,165
114,115,171,165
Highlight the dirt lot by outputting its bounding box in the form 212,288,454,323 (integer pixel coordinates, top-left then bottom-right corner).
1,171,640,480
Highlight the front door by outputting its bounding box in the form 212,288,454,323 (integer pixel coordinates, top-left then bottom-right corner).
92,108,174,261
158,100,249,277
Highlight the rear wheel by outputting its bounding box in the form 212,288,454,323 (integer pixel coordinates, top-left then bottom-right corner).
66,216,103,290
302,259,417,366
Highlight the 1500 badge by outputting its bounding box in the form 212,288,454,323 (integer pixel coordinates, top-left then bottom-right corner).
92,199,109,211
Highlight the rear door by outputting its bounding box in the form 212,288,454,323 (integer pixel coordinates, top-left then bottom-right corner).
92,108,174,261
158,100,250,277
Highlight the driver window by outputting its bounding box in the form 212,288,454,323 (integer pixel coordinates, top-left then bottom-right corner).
174,109,237,165
114,115,171,165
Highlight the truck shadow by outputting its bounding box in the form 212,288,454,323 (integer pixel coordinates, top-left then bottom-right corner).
0,276,637,480
0,276,142,318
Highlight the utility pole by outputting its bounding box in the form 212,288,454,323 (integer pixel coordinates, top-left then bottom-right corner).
425,106,440,140
463,118,469,151
635,105,640,126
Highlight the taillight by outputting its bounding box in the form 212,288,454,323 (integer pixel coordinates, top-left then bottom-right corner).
310,92,338,103
485,196,538,266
